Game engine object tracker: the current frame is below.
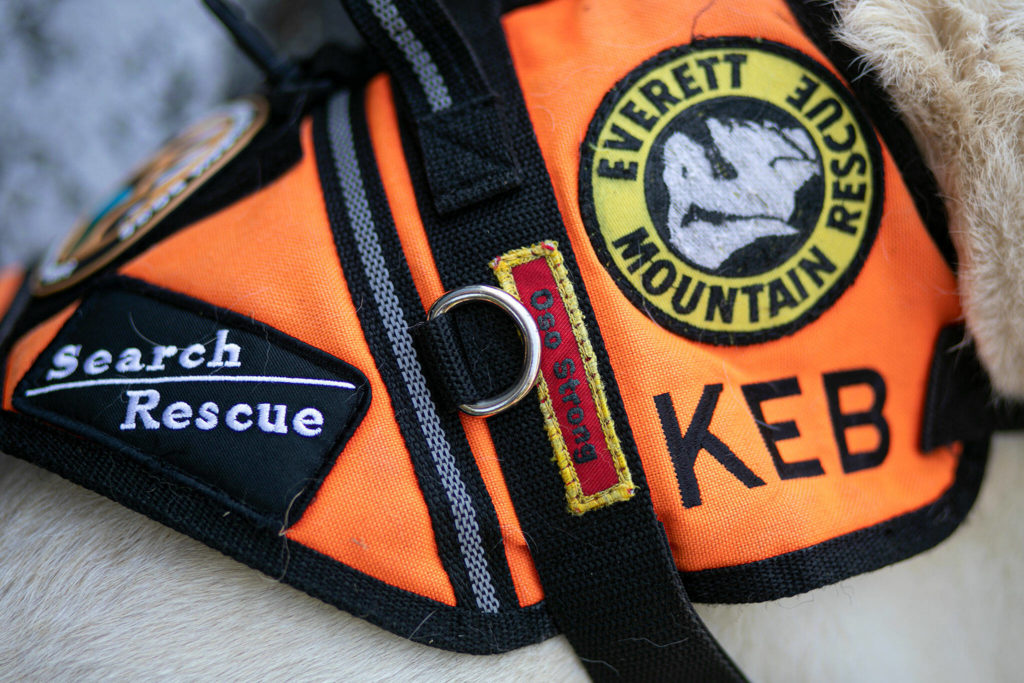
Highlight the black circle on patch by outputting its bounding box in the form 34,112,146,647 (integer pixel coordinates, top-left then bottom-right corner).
579,37,885,346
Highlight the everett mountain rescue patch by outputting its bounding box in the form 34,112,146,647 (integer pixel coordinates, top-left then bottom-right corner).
580,38,883,345
34,97,269,296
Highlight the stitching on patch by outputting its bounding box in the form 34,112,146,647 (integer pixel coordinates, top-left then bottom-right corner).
491,240,634,514
11,276,371,529
577,38,885,346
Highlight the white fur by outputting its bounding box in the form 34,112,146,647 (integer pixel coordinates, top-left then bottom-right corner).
662,119,815,269
663,118,815,268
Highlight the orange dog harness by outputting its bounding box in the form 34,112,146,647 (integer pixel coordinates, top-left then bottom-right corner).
0,0,1008,679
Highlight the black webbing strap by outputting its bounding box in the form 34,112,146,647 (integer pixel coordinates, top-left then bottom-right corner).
342,0,746,679
316,87,526,613
340,0,520,214
411,310,495,410
922,324,1024,451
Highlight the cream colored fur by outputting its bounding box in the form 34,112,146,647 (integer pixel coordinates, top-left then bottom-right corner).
2,440,1023,681
4,0,1024,680
835,0,1024,398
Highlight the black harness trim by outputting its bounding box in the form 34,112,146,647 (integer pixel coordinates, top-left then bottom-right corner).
313,90,520,613
921,325,1024,451
0,408,556,653
365,0,747,678
341,0,520,214
682,437,989,603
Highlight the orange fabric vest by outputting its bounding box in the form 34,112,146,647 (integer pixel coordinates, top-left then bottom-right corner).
0,0,996,677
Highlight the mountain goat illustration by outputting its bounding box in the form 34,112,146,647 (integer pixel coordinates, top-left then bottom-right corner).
661,118,819,270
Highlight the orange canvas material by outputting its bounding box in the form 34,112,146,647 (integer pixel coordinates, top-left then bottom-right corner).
363,75,545,607
1,121,457,606
0,0,981,643
0,268,22,319
502,0,961,571
117,120,459,606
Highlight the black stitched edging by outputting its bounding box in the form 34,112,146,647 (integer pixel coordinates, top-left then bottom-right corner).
0,401,988,647
312,96,520,612
578,37,885,347
785,0,957,271
11,275,371,531
0,409,555,654
682,437,989,603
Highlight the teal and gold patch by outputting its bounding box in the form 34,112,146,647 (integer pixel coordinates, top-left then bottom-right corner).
580,38,883,345
35,97,268,295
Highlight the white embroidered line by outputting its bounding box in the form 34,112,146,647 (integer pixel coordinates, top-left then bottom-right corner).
327,91,500,614
366,0,453,112
24,375,356,397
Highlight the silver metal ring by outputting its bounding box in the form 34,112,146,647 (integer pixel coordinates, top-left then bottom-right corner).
428,285,542,417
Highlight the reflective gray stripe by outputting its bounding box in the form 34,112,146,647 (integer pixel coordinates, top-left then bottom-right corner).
326,91,499,613
366,0,453,112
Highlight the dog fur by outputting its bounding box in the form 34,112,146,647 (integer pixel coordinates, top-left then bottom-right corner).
3,0,1024,679
835,0,1024,399
2,439,1022,681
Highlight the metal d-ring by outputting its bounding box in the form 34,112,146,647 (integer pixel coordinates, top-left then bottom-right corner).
428,285,542,417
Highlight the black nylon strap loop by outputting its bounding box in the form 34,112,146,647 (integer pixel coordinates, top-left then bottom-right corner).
922,324,1024,451
411,303,522,412
350,0,747,678
339,0,520,213
411,313,486,410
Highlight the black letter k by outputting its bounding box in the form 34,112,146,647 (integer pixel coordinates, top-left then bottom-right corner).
655,386,766,508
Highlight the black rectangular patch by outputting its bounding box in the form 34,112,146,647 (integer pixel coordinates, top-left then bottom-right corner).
14,279,370,529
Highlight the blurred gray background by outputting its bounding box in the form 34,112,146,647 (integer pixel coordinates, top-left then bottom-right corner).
0,0,357,270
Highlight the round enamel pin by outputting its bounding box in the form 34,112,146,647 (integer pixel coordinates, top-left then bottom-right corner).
34,97,269,295
580,38,883,345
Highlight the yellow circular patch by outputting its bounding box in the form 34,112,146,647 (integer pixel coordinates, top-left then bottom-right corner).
581,39,882,345
34,96,269,296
